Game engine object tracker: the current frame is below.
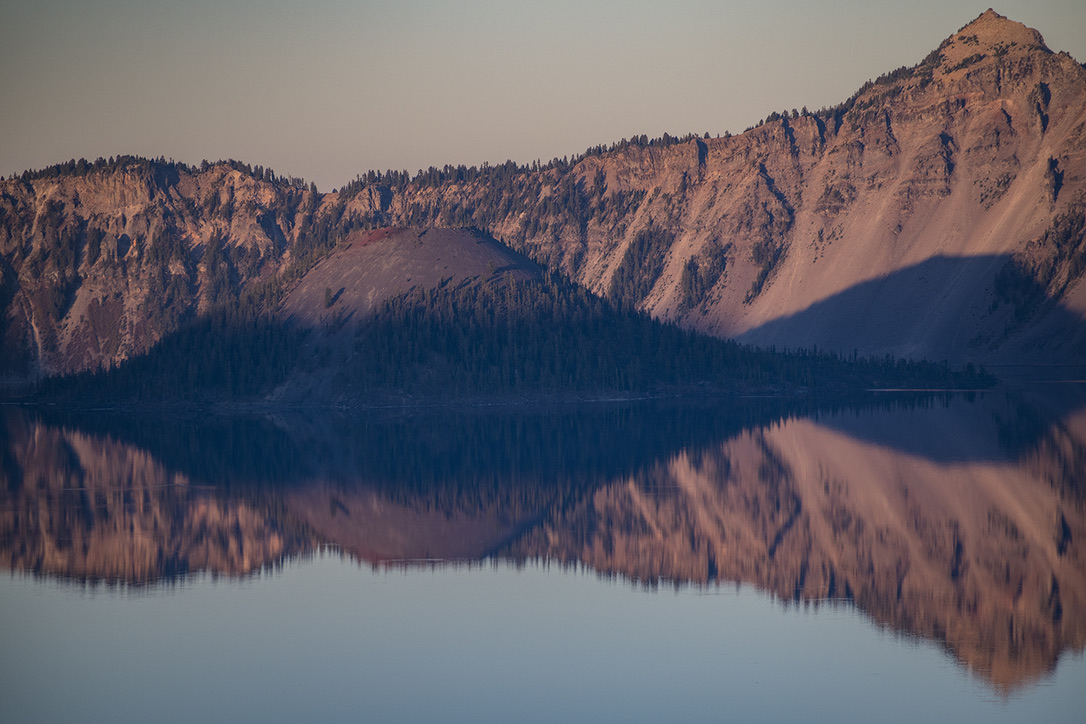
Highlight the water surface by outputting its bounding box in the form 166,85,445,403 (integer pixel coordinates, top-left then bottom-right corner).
1,387,1084,721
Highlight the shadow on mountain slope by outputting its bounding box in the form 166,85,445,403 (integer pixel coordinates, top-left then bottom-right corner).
738,254,1086,364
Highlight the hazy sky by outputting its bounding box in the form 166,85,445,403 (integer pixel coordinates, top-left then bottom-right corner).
2,1,1083,191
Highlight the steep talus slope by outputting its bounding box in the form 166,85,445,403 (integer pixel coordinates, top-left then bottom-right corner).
281,227,540,329
728,11,1086,361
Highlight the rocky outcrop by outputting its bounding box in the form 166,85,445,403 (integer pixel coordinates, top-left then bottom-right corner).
0,160,320,380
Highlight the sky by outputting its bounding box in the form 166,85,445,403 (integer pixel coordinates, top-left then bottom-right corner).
2,1,1084,191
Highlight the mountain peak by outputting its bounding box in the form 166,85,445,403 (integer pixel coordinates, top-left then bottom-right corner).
949,9,1049,55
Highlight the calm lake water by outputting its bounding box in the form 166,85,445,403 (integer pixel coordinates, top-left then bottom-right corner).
1,384,1084,722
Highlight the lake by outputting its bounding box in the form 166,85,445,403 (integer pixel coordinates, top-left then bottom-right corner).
1,383,1084,722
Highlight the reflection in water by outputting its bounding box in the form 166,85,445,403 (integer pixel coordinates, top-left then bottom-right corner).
1,389,1083,693
0,412,310,581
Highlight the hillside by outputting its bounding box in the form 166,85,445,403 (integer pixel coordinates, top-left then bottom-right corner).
345,9,1085,363
281,227,541,328
0,159,323,381
1,10,1082,386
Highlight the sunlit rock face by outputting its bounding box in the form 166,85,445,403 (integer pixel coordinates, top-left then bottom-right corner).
360,11,1086,364
3,12,1084,383
1,389,1083,691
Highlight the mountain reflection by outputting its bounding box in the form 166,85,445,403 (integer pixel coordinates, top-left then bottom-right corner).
1,390,1083,692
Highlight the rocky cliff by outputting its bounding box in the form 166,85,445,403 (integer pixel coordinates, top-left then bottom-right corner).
2,10,1083,382
0,159,323,380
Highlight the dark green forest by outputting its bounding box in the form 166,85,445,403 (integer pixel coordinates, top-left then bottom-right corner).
31,268,995,407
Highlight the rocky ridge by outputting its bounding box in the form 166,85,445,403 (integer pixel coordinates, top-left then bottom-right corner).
353,10,1086,363
1,10,1084,383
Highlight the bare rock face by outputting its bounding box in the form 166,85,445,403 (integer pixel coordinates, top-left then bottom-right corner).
713,10,1086,363
0,161,317,381
1,11,1083,382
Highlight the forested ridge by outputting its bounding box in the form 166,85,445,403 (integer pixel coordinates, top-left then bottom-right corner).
2,155,995,406
30,265,994,407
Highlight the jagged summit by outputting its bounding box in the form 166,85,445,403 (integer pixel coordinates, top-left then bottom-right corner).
954,9,1049,53
925,8,1053,79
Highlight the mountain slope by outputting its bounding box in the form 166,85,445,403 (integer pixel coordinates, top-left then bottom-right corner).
281,227,541,329
0,159,323,380
340,9,1086,362
1,10,1082,383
